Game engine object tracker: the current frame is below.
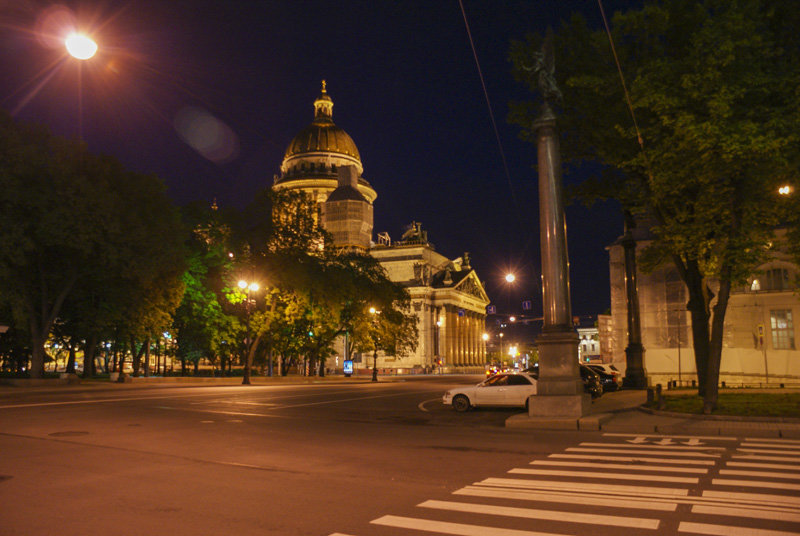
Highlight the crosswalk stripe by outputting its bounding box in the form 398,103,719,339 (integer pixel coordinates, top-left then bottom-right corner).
549,453,715,465
703,490,800,506
452,486,678,511
371,515,568,536
678,521,800,536
712,478,800,491
732,454,800,463
418,499,661,529
580,442,724,451
604,433,737,441
509,468,698,484
691,504,800,523
567,447,720,458
728,461,800,471
745,438,800,445
738,448,800,456
477,477,689,497
531,460,708,474
742,442,800,450
720,469,800,480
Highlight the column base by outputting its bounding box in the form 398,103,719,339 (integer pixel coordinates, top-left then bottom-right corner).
527,393,591,418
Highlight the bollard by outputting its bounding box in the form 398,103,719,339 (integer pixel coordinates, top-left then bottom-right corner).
692,379,696,388
647,387,654,404
656,384,665,410
721,381,726,389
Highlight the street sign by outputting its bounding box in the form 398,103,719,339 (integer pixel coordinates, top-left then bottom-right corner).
487,305,496,314
522,300,532,311
343,360,353,377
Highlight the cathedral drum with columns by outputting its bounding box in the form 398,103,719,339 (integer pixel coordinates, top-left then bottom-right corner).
273,82,490,372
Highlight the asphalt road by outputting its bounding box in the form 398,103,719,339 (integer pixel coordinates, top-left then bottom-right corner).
1,377,798,535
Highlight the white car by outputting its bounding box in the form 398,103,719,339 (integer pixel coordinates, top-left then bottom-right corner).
443,373,538,412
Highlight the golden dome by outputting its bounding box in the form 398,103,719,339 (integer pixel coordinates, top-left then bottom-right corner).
283,81,361,161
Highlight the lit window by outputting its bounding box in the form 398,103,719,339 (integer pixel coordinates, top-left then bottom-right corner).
770,309,795,350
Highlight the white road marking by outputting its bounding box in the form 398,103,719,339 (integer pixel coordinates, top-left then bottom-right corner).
604,433,737,441
728,461,800,471
678,521,800,536
531,460,708,474
742,442,800,450
691,504,800,523
476,477,689,497
328,533,358,536
372,515,568,536
738,448,800,456
580,442,724,451
745,438,800,445
0,392,222,409
711,478,800,491
720,469,800,480
732,454,800,463
418,499,661,529
567,447,720,458
549,453,716,465
703,490,800,507
418,398,439,412
155,406,286,418
453,486,678,511
509,467,698,484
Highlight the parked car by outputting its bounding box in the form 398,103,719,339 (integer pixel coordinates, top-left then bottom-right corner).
524,363,603,399
443,373,538,412
586,363,622,392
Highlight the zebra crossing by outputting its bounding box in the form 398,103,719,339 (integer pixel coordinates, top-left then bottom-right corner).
329,434,800,536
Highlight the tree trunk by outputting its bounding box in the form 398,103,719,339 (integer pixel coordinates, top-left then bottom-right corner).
132,337,146,377
83,335,98,378
29,330,47,378
683,260,712,397
143,339,151,377
66,342,76,374
705,272,732,413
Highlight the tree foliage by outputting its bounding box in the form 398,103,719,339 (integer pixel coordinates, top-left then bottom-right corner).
0,112,185,377
509,0,800,410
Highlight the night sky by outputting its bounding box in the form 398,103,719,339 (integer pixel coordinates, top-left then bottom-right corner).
1,0,640,318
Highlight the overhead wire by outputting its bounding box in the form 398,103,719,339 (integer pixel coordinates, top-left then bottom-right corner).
457,0,525,229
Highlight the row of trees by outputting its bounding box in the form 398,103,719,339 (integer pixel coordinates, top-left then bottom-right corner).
510,0,800,411
0,111,416,379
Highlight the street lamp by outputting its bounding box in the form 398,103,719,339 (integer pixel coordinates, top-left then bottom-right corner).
505,273,516,283
778,185,793,196
238,279,260,385
65,32,98,60
369,307,381,382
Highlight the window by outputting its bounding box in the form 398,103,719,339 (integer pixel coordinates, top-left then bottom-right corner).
763,268,790,291
770,309,795,350
507,375,532,386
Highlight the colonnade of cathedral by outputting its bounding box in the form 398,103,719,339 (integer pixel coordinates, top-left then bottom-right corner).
433,305,486,366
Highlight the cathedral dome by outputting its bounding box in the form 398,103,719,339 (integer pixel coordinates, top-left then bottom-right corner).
283,81,361,161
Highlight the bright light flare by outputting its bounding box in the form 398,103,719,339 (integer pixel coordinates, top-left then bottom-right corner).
65,32,98,60
778,185,793,196
505,273,516,283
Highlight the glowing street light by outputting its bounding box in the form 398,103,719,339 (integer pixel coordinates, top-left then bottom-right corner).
65,32,98,60
505,273,516,283
778,185,793,196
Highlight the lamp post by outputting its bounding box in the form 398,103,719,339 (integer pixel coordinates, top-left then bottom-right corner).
238,279,260,385
369,306,380,382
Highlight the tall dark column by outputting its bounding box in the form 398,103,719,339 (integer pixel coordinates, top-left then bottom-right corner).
622,211,647,389
527,105,588,418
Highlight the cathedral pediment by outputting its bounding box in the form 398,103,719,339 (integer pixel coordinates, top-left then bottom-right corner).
453,271,490,303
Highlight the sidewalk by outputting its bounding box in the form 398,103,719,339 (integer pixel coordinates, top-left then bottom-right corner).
507,389,800,438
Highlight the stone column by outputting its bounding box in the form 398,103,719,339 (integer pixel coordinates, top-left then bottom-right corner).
528,105,589,419
622,211,647,388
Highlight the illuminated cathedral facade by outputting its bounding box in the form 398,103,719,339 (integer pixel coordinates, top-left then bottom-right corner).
273,82,490,372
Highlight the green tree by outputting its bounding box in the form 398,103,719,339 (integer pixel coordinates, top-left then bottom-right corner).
0,112,185,378
510,0,800,411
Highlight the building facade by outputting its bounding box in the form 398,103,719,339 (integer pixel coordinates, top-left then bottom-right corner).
272,83,490,372
605,227,799,387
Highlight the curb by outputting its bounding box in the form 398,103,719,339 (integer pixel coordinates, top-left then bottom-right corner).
639,405,800,423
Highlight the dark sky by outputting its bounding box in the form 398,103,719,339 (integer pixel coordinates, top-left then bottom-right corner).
1,0,639,318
